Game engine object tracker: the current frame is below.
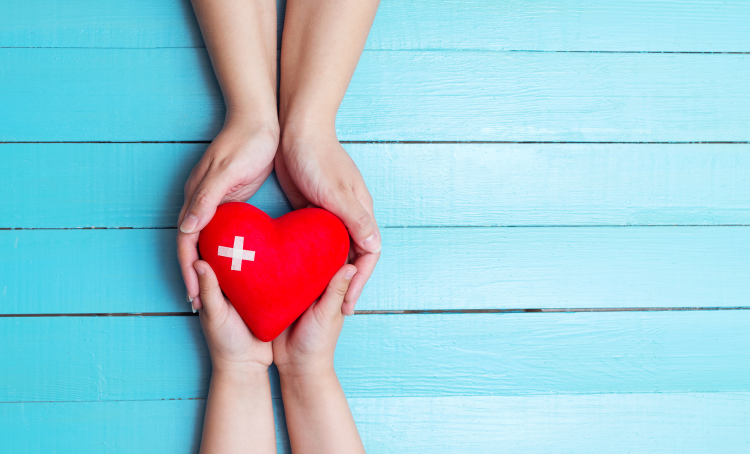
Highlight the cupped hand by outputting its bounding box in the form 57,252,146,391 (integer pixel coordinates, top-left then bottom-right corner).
194,260,273,372
178,120,279,311
276,130,380,315
272,264,357,376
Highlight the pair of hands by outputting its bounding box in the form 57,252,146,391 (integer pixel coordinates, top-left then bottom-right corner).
195,259,357,375
177,120,381,317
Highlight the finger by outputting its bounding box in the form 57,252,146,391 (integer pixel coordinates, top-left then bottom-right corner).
343,250,380,315
193,260,225,320
316,264,357,320
332,191,381,254
178,161,210,226
177,231,201,308
179,172,234,235
274,153,310,209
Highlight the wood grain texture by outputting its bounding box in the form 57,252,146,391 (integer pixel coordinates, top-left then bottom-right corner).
2,227,748,313
3,0,749,52
351,393,750,454
1,312,749,402
2,393,749,453
3,143,750,228
3,49,750,142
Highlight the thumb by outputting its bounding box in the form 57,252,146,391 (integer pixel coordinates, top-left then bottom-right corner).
179,173,232,235
316,265,357,319
193,260,225,319
333,192,381,254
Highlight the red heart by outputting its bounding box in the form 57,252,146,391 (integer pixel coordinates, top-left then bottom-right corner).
198,202,349,341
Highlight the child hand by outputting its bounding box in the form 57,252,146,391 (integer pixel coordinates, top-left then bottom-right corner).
178,121,279,312
272,264,357,376
193,260,273,373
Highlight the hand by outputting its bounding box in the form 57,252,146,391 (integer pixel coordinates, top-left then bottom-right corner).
178,120,279,311
272,264,357,376
193,260,273,372
276,129,380,314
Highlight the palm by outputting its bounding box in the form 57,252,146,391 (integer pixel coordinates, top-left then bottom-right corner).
272,302,338,370
201,297,273,368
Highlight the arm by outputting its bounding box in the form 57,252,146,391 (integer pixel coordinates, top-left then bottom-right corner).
179,0,279,311
275,0,382,314
194,261,277,454
273,265,366,454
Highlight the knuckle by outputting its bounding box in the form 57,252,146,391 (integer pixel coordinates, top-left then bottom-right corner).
334,178,351,193
192,189,213,208
334,285,348,298
353,212,372,231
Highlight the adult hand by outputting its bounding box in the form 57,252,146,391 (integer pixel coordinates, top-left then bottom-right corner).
178,121,278,311
275,130,380,315
193,260,273,372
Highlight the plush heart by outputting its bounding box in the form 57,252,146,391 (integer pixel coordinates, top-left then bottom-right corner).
198,202,350,342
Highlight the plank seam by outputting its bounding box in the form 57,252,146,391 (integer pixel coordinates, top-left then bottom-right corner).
3,141,750,145
1,47,749,54
4,225,750,230
1,307,748,317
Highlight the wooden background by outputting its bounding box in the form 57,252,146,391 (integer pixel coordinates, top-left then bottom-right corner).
2,0,749,452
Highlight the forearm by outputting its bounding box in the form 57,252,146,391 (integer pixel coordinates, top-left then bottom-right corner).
279,0,380,135
191,0,278,124
279,368,365,454
200,368,277,454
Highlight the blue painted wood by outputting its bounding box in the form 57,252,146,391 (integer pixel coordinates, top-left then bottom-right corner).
367,0,750,52
2,227,748,314
0,48,223,142
2,1,749,450
3,143,750,228
3,0,749,52
0,143,291,228
1,312,749,402
2,393,749,453
3,49,750,142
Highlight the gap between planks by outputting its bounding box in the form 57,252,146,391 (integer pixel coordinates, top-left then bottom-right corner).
1,47,749,54
2,141,750,144
1,307,748,317
3,225,750,230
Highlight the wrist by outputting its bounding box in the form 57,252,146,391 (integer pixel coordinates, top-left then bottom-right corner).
224,108,280,141
278,364,339,396
275,360,335,382
212,358,269,378
279,121,337,156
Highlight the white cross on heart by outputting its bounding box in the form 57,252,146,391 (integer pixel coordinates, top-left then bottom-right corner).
217,236,255,271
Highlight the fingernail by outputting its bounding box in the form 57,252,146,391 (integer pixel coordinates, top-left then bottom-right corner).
187,291,193,304
362,233,381,253
179,214,199,234
191,301,197,313
195,264,205,276
344,269,356,280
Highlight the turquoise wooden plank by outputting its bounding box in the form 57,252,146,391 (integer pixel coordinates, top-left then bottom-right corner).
3,143,750,228
2,393,749,453
0,48,223,142
1,312,749,401
339,51,750,142
3,0,749,52
1,0,204,48
367,0,750,52
0,400,290,454
353,393,750,454
2,227,749,313
3,49,750,142
0,143,292,228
